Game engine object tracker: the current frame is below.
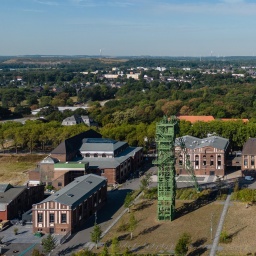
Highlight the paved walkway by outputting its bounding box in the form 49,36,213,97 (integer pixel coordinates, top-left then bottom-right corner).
209,191,231,256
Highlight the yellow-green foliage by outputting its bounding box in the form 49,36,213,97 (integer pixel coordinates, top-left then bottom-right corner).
231,188,256,202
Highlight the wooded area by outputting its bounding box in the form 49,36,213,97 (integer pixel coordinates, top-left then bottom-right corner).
1,57,256,152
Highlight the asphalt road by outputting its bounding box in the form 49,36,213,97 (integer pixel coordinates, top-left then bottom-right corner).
52,170,148,256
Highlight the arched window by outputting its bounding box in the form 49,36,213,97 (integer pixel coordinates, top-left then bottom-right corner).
179,155,183,166
94,153,98,158
217,155,221,166
102,154,106,158
85,153,90,158
251,155,255,166
195,155,199,167
210,155,214,166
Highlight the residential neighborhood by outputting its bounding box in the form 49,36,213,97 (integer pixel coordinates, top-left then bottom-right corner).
1,56,256,255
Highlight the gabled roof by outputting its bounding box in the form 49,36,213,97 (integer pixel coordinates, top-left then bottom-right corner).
0,186,25,204
242,138,256,155
62,115,82,124
176,135,229,151
38,174,106,208
178,116,214,123
51,129,102,155
0,184,12,193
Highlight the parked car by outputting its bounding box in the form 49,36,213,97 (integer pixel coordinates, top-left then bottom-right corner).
245,176,254,181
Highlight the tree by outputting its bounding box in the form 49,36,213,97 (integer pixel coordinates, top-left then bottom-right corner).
123,247,133,256
42,234,56,254
72,249,96,256
140,172,152,191
31,249,44,256
90,223,102,249
111,237,119,256
129,213,137,240
175,233,191,256
124,192,133,212
99,245,109,256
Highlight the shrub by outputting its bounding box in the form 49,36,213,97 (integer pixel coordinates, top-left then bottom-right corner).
219,230,232,244
117,219,130,232
231,188,256,202
143,187,157,199
175,232,192,256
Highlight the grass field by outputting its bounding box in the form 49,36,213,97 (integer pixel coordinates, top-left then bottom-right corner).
218,202,256,256
0,154,46,185
99,199,223,255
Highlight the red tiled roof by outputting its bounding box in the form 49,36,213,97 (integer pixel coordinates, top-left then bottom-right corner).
220,118,249,123
178,116,214,123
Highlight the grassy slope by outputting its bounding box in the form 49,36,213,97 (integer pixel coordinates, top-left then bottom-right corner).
0,154,46,185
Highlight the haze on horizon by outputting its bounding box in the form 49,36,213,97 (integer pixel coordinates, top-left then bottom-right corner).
1,0,256,57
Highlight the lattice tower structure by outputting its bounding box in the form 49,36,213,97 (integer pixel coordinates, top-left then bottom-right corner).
154,116,178,221
177,138,200,192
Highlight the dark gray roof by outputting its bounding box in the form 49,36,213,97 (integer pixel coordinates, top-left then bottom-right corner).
51,130,102,155
38,174,106,208
80,138,127,152
176,135,229,151
81,146,142,169
0,184,12,193
0,186,25,204
242,138,256,155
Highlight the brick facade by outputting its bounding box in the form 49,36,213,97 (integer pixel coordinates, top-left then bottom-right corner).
175,136,230,177
0,185,44,221
32,175,107,235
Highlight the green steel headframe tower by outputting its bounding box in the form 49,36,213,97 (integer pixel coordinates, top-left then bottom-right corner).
154,116,178,221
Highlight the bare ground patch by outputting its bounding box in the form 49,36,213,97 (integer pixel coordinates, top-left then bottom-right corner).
0,154,46,185
100,199,223,255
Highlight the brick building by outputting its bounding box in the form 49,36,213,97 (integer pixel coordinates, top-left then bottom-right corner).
0,184,44,221
79,138,143,184
175,135,230,176
32,174,107,235
29,130,143,187
241,138,256,174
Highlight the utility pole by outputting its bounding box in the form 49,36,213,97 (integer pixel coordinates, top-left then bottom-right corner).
211,213,214,240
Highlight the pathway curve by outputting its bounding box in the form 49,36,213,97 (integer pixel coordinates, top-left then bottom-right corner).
209,192,231,256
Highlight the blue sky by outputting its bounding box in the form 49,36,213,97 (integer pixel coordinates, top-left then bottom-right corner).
1,0,256,56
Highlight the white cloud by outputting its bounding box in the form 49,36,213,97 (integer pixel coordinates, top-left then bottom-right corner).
69,0,136,7
150,1,256,16
221,0,244,3
34,0,60,6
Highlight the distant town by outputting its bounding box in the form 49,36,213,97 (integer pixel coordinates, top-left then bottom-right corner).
0,56,256,255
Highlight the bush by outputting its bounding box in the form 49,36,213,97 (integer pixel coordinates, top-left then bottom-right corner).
117,219,130,232
231,188,256,202
143,187,157,199
175,232,192,256
219,230,232,244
